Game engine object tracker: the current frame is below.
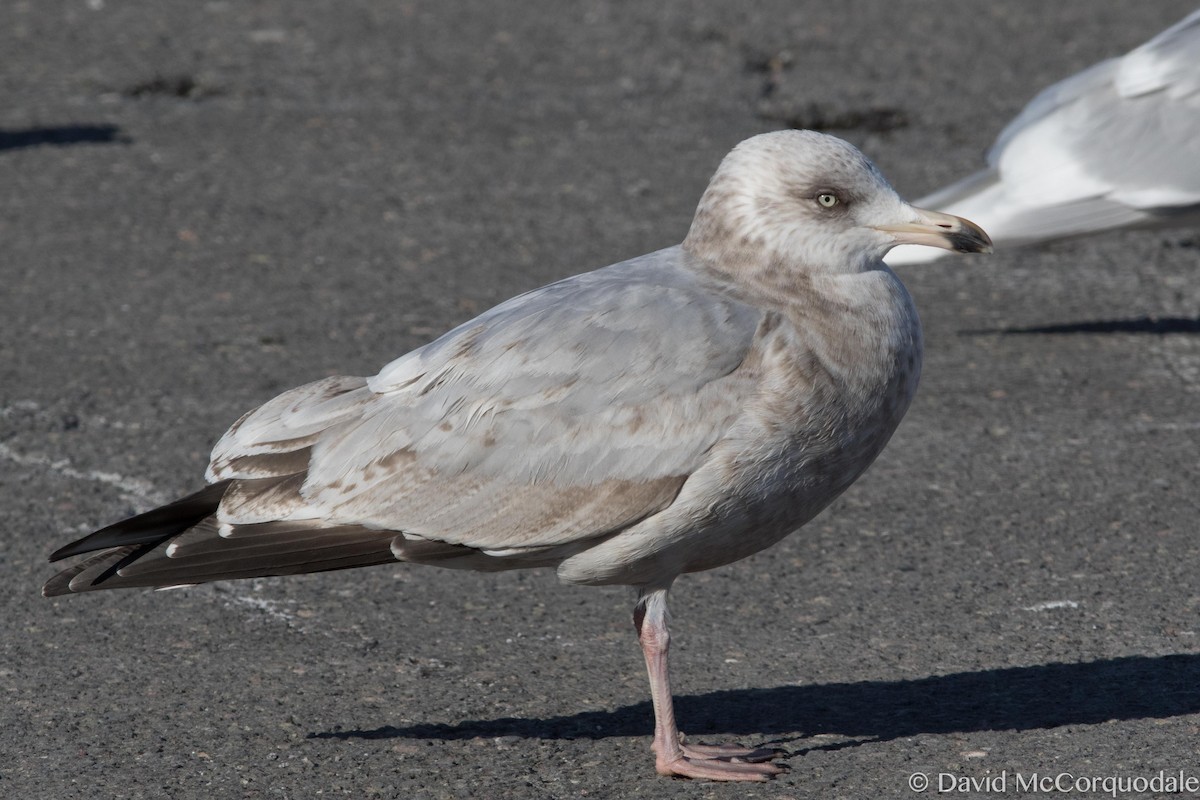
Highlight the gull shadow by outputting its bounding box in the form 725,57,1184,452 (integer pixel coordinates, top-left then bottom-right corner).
0,124,129,152
309,654,1200,749
962,316,1200,336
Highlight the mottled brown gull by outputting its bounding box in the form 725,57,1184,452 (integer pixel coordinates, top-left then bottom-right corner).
888,9,1200,265
44,130,990,781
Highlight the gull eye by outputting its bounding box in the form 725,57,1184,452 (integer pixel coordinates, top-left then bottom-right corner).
816,192,840,208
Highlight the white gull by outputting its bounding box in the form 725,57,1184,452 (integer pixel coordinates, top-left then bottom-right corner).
888,9,1200,265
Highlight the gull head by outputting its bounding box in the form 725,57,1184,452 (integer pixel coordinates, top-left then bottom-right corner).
683,130,991,277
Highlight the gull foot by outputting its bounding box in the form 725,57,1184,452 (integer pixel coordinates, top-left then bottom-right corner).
655,736,787,781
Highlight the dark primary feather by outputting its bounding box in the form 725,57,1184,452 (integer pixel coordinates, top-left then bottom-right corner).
42,480,405,596
48,481,233,562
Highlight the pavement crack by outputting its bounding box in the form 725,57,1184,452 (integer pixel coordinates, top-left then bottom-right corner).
0,440,167,506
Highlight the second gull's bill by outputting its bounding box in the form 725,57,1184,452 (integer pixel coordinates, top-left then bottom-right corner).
887,9,1200,265
44,130,991,781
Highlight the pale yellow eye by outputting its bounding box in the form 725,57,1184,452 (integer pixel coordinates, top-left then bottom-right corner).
817,193,839,208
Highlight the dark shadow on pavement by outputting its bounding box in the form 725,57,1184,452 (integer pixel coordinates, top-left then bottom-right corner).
0,124,129,152
309,654,1200,748
962,316,1200,336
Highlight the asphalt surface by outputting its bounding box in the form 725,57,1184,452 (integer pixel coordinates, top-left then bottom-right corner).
4,2,1200,798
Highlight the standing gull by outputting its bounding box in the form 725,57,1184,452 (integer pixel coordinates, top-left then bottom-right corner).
44,130,990,782
887,9,1200,265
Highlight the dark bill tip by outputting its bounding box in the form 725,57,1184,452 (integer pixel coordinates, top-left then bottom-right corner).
947,216,993,254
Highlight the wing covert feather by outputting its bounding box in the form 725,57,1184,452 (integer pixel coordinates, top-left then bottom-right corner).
209,247,764,552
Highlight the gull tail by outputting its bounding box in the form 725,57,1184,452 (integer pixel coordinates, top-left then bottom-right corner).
43,480,400,597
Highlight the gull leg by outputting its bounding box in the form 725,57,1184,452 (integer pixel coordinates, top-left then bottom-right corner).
634,587,786,781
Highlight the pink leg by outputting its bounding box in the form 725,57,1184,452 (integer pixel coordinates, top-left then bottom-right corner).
634,587,786,781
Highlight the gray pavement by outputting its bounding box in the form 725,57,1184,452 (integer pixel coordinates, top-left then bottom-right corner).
4,2,1200,798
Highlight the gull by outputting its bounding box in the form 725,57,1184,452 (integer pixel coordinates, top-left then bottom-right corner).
887,9,1200,266
43,130,990,781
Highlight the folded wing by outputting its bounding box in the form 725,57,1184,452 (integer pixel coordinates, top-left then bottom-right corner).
47,247,763,594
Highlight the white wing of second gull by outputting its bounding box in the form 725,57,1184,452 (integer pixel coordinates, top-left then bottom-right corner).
43,130,990,782
887,9,1200,265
